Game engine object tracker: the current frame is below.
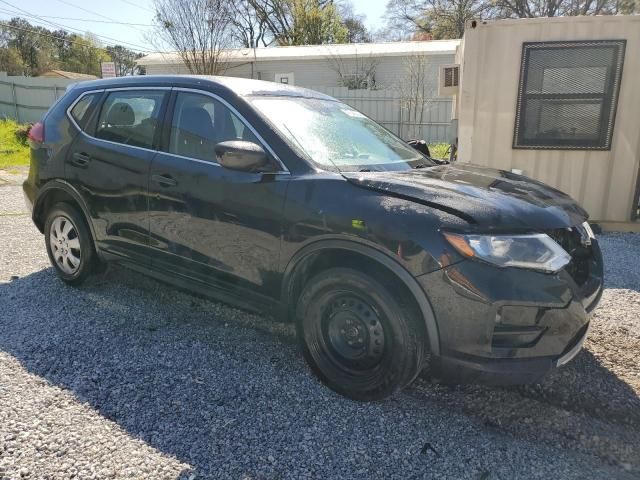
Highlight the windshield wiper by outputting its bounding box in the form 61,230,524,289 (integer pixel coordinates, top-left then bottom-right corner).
413,158,448,168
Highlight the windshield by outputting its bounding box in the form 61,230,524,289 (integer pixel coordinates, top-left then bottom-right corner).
248,96,434,172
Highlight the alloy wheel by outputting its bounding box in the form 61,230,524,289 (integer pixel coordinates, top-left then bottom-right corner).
49,215,82,275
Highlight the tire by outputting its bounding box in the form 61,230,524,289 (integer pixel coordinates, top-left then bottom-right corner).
296,267,426,401
44,202,97,286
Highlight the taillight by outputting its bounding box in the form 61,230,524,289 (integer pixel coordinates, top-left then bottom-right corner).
27,121,45,146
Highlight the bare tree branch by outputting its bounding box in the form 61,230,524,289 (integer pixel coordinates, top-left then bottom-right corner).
325,46,380,89
151,0,233,75
229,0,271,47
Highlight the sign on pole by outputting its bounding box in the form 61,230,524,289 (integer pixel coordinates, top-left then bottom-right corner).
101,62,117,78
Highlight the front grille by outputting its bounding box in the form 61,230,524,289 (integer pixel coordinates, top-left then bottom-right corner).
547,226,592,285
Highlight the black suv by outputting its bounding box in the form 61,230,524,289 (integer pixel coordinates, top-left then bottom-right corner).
24,76,603,401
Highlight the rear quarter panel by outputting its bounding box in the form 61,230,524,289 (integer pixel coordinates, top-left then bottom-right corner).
28,88,82,187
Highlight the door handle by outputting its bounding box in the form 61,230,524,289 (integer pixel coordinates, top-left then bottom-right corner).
71,152,91,167
152,174,177,187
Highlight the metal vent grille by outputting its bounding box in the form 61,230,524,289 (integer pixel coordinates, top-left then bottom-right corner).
513,40,626,150
443,66,459,88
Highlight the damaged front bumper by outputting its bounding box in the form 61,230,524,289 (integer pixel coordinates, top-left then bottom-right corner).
417,238,603,384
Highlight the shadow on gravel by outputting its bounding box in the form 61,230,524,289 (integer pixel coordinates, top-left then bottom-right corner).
415,347,640,429
516,348,640,425
1,266,638,478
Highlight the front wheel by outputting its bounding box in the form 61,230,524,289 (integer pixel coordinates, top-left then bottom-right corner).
44,202,97,285
296,268,426,401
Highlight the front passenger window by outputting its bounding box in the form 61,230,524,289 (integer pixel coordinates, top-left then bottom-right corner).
95,90,165,149
169,92,259,163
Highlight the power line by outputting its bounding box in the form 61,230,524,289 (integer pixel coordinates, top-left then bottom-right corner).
0,21,117,52
0,13,153,52
51,0,149,35
0,1,154,52
116,0,155,14
0,10,154,27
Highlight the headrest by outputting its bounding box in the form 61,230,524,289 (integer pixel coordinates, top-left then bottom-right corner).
106,102,135,126
180,107,214,140
213,103,237,141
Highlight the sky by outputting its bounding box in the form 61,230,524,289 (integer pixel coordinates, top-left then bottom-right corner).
0,0,388,54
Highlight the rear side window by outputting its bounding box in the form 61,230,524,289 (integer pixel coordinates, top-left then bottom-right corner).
95,90,166,149
70,93,100,130
168,91,259,163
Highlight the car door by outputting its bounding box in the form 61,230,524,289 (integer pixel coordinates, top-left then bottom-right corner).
65,87,169,265
148,89,290,300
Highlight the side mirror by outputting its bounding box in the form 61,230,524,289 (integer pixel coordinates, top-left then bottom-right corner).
215,140,270,172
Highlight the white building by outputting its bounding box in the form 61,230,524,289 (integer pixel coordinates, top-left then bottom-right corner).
136,40,460,142
137,40,458,88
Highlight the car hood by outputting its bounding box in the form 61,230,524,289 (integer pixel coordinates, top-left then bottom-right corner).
342,163,588,230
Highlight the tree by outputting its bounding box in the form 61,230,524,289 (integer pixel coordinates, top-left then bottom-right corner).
106,45,145,76
618,0,638,12
427,0,491,38
229,0,270,47
151,0,233,74
342,16,370,43
0,18,58,75
0,46,25,75
337,1,371,43
292,0,348,44
493,0,617,16
394,54,433,138
62,34,111,77
384,0,493,40
1,19,110,76
384,0,632,40
327,48,379,89
249,0,348,45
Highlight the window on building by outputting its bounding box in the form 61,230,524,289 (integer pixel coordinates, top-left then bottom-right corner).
340,73,373,90
513,40,626,150
275,73,294,85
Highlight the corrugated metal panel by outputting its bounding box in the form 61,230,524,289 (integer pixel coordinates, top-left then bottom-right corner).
311,86,453,143
457,16,640,222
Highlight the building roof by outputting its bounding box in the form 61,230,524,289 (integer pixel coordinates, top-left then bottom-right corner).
38,70,99,80
137,40,460,66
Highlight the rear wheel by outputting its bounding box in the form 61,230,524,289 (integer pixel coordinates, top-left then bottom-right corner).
296,267,426,401
44,202,97,285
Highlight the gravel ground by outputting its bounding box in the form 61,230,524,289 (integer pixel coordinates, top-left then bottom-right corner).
1,179,639,480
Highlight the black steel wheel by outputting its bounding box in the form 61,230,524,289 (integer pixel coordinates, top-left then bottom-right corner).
296,267,426,401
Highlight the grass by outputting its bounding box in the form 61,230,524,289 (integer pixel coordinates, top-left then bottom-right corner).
0,119,30,169
428,143,451,160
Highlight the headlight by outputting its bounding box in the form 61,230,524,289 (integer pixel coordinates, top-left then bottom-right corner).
580,221,596,245
443,232,571,273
